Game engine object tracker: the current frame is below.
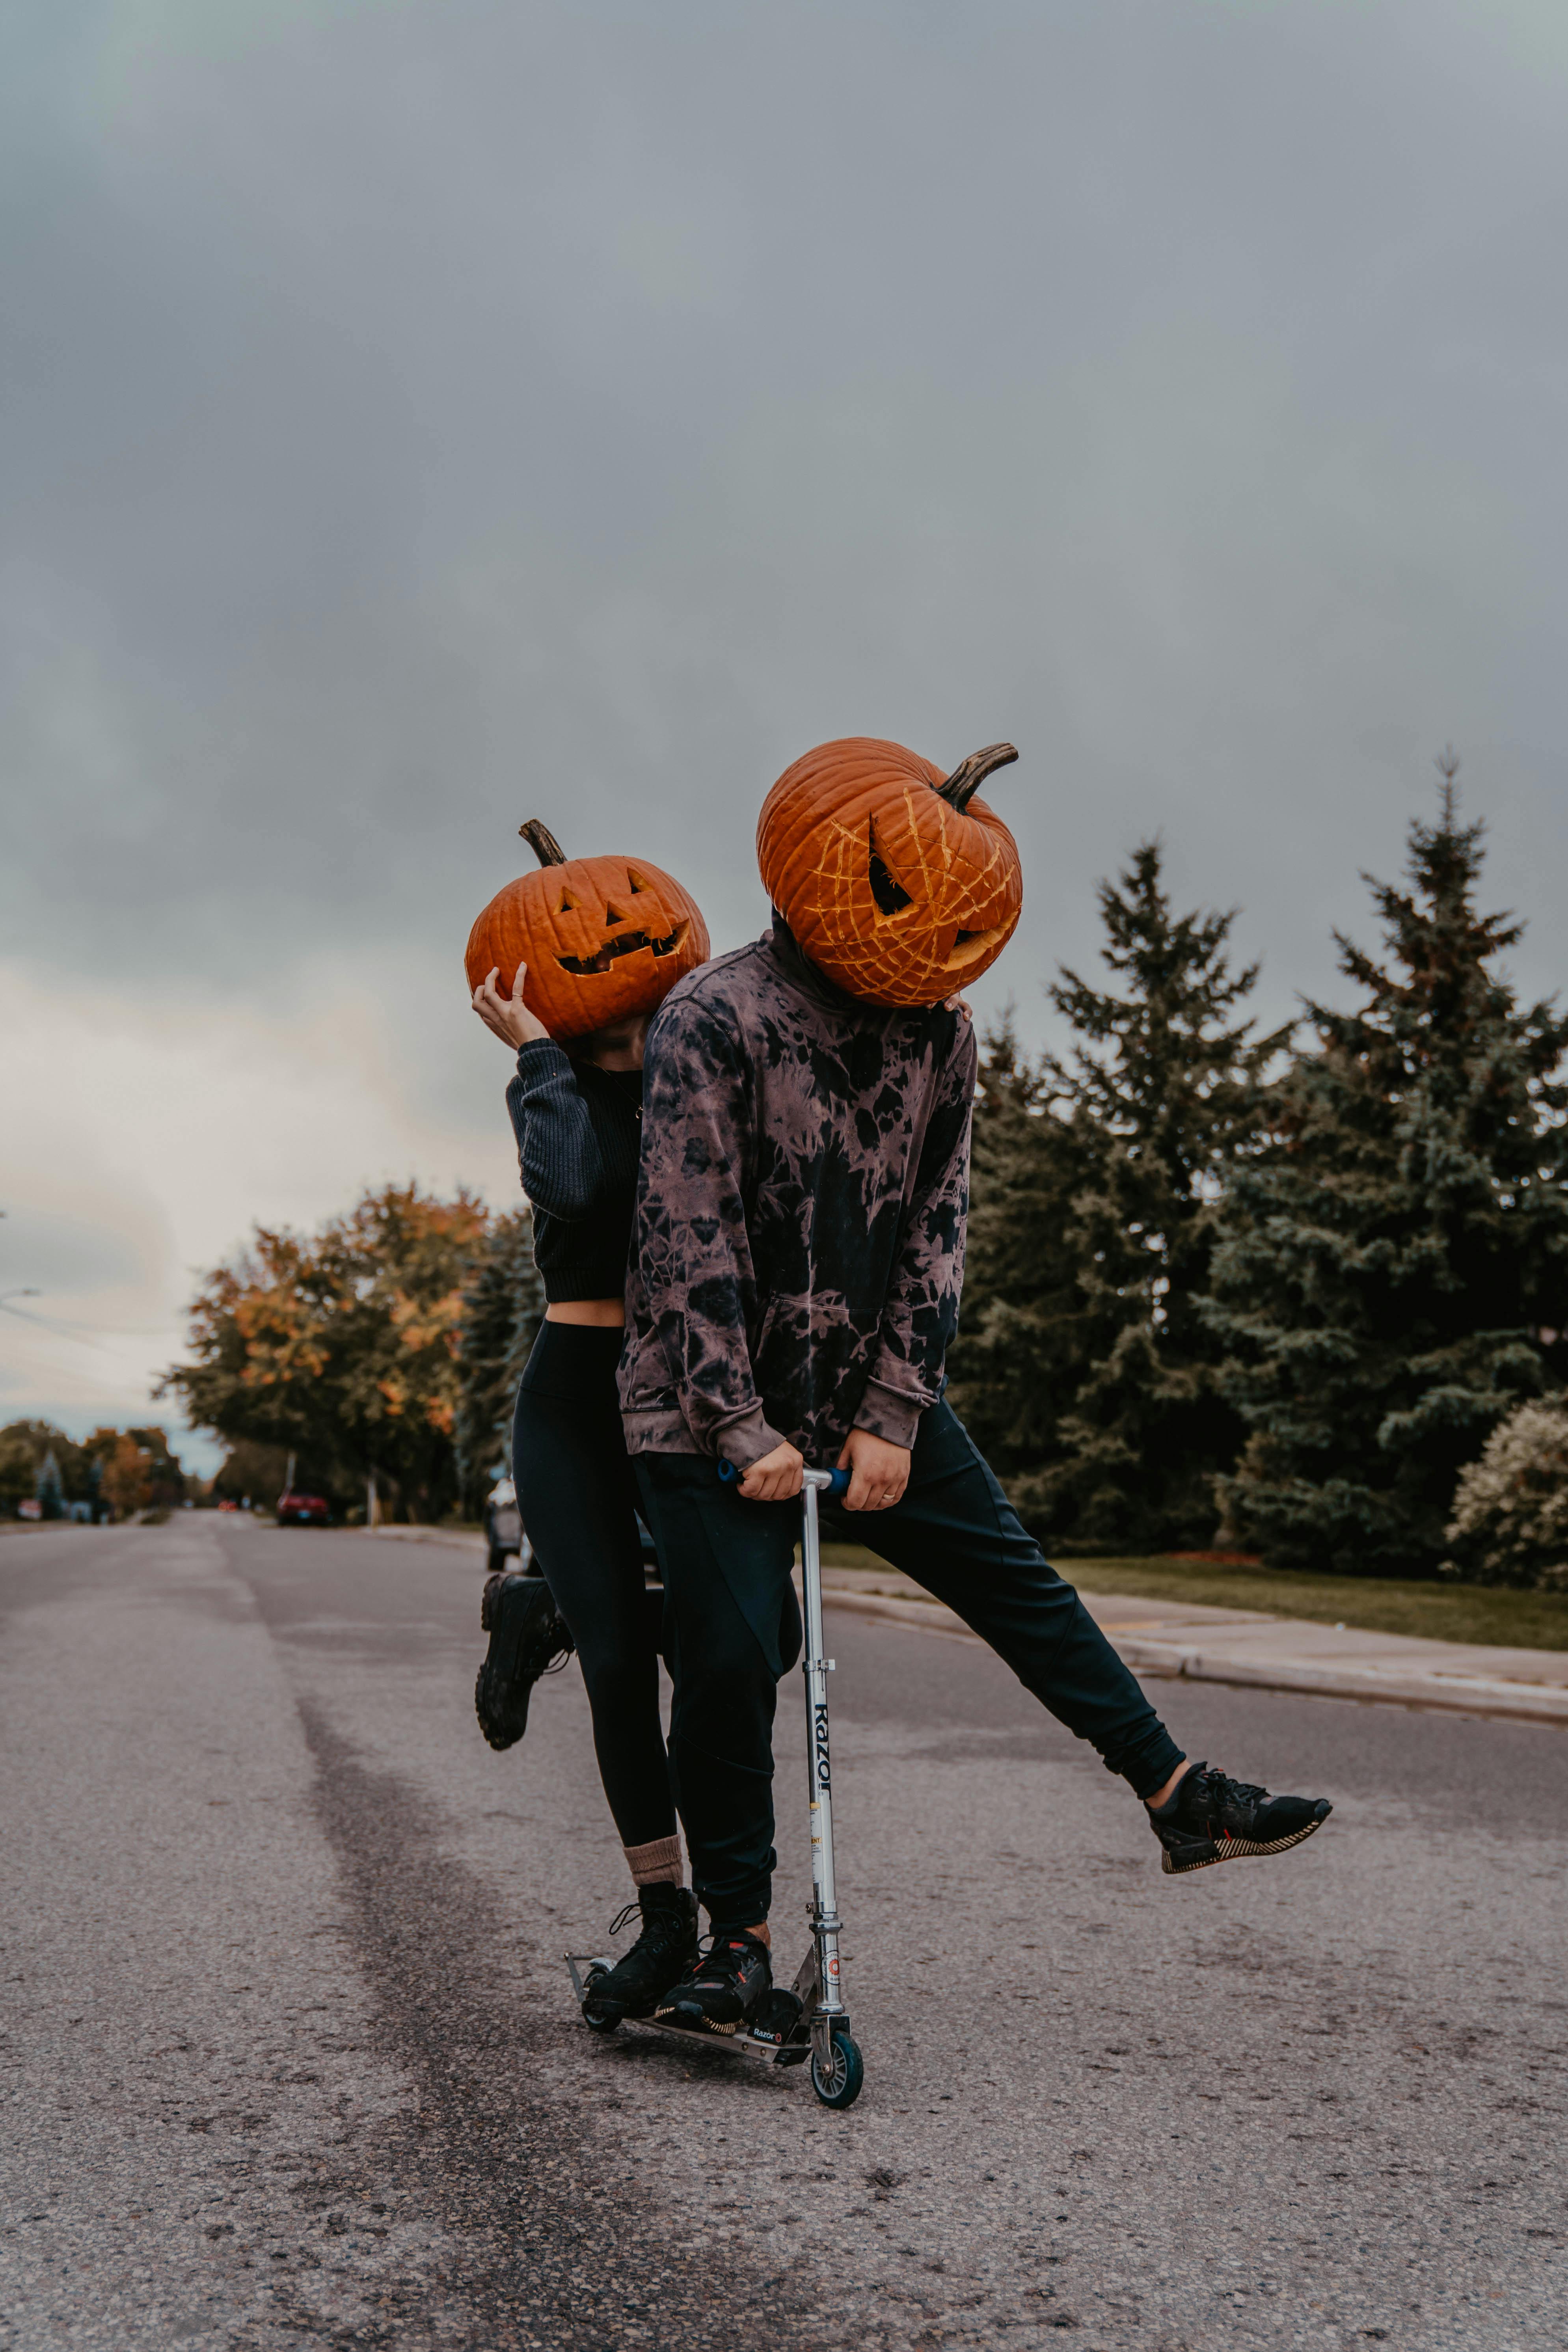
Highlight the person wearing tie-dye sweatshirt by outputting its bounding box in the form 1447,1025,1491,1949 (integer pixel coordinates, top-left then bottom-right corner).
618,738,1332,2036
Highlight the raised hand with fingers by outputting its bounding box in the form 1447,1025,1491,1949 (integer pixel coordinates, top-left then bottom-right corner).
472,963,552,1050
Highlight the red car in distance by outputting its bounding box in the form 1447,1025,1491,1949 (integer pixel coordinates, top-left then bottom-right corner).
276,1489,331,1528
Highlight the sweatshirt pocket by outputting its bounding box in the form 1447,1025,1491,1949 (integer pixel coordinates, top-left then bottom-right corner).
753,1291,883,1440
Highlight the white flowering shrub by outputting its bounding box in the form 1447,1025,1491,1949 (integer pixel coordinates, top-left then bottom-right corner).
1444,1398,1568,1589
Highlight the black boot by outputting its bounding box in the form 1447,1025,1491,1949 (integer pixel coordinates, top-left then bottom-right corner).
654,1931,773,2036
474,1571,574,1752
582,1885,699,2026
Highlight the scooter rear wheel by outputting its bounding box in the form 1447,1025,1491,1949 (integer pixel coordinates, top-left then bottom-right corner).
581,1964,620,2035
809,2030,864,2109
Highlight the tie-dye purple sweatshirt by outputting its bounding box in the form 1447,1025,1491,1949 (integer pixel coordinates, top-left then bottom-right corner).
618,919,976,1469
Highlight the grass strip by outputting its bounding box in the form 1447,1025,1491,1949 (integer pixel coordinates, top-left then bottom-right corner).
819,1543,1568,1654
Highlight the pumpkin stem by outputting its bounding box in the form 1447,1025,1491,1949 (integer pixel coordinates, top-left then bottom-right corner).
518,819,568,867
935,743,1018,812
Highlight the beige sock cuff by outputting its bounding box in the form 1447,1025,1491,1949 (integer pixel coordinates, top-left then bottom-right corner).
624,1834,683,1888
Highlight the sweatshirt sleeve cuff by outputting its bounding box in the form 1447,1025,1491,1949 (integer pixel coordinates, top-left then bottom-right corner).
853,1376,927,1451
513,1037,573,1086
713,1406,790,1472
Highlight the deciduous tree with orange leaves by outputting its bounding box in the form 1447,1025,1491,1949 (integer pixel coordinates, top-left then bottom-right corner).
160,1183,491,1522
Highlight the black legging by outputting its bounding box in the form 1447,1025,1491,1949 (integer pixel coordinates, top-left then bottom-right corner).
511,1322,675,1849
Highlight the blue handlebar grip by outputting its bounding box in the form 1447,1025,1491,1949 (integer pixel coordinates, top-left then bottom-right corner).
715,1460,853,1499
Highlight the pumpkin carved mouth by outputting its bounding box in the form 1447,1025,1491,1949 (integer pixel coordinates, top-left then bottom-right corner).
944,923,1011,971
556,919,691,976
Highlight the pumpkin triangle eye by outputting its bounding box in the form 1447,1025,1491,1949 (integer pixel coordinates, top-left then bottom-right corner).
627,870,647,892
558,888,579,912
868,822,914,918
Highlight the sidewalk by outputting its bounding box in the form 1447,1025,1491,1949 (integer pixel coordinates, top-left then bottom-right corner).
819,1562,1568,1728
364,1527,1568,1727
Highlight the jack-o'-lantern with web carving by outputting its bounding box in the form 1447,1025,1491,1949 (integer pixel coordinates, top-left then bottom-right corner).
757,737,1023,1007
465,821,710,1041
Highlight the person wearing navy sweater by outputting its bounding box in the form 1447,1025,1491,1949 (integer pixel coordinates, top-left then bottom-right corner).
469,959,700,2027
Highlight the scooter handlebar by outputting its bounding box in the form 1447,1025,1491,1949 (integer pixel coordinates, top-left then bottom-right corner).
717,1460,851,1500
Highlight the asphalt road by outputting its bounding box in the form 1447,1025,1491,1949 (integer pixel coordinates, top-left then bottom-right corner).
3,1518,1565,2352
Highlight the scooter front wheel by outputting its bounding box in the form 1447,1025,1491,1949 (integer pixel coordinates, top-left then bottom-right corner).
809,2030,864,2109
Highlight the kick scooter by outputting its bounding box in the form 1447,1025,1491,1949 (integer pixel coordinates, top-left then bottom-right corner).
567,1464,865,2110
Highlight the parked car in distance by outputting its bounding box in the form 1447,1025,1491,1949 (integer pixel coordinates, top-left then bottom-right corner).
484,1475,530,1579
276,1489,331,1527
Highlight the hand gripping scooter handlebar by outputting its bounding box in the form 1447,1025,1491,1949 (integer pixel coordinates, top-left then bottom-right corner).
569,1460,865,2108
717,1460,851,1499
715,1458,863,2106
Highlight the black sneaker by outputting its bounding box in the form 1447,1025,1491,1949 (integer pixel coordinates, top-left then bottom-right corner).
1149,1760,1331,1876
582,1885,699,2026
474,1572,573,1751
654,1932,772,2036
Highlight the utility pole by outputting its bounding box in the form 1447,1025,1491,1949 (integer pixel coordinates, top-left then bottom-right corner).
366,1469,380,1530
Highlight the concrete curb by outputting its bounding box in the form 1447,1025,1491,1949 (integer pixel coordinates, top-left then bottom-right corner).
820,1585,1568,1728
1112,1637,1568,1727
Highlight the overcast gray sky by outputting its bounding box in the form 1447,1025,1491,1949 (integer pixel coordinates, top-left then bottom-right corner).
5,0,1568,1460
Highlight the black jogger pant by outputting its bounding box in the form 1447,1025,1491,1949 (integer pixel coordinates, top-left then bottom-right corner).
512,1322,675,1850
634,1399,1185,1930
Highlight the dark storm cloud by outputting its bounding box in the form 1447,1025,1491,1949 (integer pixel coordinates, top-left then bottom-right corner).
5,0,1567,1057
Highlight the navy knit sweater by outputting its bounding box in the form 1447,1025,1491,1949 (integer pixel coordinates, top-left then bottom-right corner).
504,1041,644,1302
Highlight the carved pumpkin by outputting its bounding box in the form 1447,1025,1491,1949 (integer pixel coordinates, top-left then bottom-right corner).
756,737,1023,1007
465,821,710,1041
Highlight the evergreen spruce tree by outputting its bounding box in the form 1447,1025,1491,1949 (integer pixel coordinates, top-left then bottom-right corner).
946,1016,1091,1482
453,1210,546,1512
1041,845,1287,1547
952,842,1285,1549
1205,759,1568,1575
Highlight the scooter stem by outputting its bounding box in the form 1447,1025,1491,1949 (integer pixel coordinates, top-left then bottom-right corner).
800,1473,847,2041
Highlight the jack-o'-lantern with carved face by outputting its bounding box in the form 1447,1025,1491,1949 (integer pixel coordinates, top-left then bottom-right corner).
757,737,1023,1007
465,821,710,1041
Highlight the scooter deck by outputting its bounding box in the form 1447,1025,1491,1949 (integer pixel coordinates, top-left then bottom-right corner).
564,1948,818,2069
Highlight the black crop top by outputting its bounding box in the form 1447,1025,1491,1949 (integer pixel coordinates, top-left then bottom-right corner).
504,1040,644,1302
